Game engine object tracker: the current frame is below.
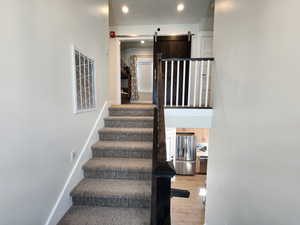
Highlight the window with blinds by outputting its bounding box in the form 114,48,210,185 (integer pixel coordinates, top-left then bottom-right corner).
73,48,96,113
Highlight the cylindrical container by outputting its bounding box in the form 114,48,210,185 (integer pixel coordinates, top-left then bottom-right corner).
175,132,196,175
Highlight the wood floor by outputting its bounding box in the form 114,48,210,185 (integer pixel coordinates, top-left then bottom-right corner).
171,175,206,225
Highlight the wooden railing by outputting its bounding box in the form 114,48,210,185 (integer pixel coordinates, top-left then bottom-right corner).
151,54,176,225
161,57,214,108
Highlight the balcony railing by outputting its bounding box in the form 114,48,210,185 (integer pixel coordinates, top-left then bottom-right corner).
161,58,214,108
152,55,205,225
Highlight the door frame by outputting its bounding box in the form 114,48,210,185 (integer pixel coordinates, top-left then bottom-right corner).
136,57,153,93
114,36,154,104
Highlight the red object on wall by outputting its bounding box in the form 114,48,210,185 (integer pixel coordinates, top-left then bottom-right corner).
110,31,116,38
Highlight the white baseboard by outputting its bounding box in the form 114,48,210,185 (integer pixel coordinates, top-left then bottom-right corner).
44,101,111,225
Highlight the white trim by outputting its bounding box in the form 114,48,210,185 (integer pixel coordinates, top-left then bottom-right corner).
136,57,153,63
136,58,153,93
165,108,213,116
44,101,111,225
71,45,77,113
165,108,213,128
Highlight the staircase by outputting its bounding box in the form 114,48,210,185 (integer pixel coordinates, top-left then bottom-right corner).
58,104,154,225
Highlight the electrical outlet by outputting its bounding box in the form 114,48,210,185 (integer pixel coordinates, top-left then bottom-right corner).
70,151,77,162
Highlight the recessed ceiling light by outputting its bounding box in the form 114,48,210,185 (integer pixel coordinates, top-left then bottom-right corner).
177,3,185,12
141,40,145,44
122,5,129,14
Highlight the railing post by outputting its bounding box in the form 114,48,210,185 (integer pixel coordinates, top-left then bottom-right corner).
164,61,168,107
151,56,214,225
151,55,176,225
153,53,163,106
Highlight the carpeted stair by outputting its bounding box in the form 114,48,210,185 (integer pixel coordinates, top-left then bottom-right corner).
58,104,154,225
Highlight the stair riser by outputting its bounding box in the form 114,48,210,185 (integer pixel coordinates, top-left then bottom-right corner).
104,120,153,128
92,149,152,159
84,169,151,180
109,109,154,117
99,132,153,142
72,196,150,208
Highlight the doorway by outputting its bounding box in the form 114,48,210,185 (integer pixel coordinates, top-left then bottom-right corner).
109,34,192,105
120,39,154,104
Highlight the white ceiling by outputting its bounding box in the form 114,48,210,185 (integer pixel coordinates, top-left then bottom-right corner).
109,0,214,26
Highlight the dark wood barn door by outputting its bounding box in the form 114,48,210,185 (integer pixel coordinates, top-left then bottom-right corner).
153,35,191,106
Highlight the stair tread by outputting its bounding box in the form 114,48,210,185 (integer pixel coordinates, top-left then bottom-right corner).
110,104,154,109
92,141,152,151
57,206,150,225
83,158,152,171
99,127,153,133
104,116,153,120
59,104,153,224
71,178,151,198
109,105,154,117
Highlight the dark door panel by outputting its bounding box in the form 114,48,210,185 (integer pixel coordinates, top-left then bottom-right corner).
153,35,191,106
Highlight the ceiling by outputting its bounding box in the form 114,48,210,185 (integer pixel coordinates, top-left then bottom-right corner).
109,0,214,26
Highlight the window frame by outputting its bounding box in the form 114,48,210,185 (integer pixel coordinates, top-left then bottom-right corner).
72,46,97,114
136,57,153,93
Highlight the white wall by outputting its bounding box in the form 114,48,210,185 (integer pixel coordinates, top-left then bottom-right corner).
0,1,109,225
111,23,200,36
113,24,214,60
206,1,300,225
111,24,201,57
165,109,213,128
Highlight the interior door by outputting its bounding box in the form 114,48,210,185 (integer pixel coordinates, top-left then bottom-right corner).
153,35,191,106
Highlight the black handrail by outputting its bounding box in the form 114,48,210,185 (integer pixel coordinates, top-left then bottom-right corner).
161,57,215,62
